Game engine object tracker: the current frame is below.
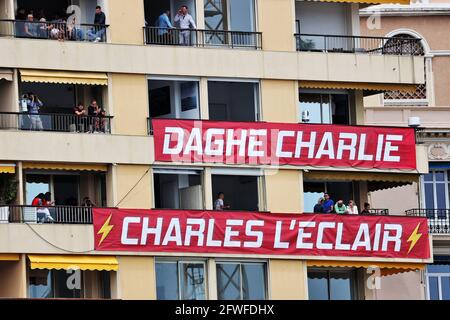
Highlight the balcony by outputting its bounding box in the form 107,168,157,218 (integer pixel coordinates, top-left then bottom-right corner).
0,20,108,42
1,205,94,224
406,209,450,234
295,34,423,56
0,112,112,133
144,27,262,50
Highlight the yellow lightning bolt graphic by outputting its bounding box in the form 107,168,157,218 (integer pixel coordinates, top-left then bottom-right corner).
97,214,114,246
407,223,422,254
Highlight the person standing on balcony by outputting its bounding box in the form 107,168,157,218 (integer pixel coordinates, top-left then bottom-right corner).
26,93,43,130
155,10,174,44
360,202,371,215
73,103,87,132
174,6,196,46
214,192,230,211
32,193,54,223
88,99,106,133
313,198,325,213
322,193,334,213
87,6,106,42
24,14,37,38
346,200,359,215
334,200,347,215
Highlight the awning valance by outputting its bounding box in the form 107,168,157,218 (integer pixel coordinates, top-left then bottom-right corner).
312,0,410,5
0,163,16,174
0,254,20,261
28,255,118,271
300,81,417,96
20,69,108,86
0,68,13,81
23,162,108,172
307,260,425,277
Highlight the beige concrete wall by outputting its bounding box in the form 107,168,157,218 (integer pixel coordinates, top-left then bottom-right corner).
432,57,450,107
0,224,94,254
114,164,152,209
261,80,298,122
0,256,27,298
0,39,424,85
258,0,296,51
265,169,302,213
108,0,145,45
360,15,450,51
365,106,450,128
366,271,425,300
0,131,152,165
111,73,148,136
369,183,419,216
269,259,307,300
116,256,156,300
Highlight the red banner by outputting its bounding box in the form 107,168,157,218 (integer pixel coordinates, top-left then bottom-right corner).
152,119,417,170
93,209,430,260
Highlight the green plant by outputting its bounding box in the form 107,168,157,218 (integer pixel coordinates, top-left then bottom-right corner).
0,175,18,205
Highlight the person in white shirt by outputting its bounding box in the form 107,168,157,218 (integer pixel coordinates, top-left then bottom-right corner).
214,192,230,211
174,5,196,45
346,199,359,215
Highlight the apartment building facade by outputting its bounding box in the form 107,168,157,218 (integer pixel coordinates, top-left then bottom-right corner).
0,0,431,300
361,0,450,300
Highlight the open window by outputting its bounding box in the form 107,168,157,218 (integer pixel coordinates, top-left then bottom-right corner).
208,80,259,122
308,268,359,300
153,168,203,210
148,78,200,120
303,181,355,214
144,0,196,28
211,168,262,211
299,91,350,125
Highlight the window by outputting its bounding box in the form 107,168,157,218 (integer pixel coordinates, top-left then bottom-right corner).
156,260,207,300
303,181,355,213
427,264,450,300
216,262,267,300
299,93,350,125
204,0,256,33
153,169,203,210
422,170,450,210
211,169,262,211
148,78,200,120
308,268,358,300
208,81,259,122
28,269,111,299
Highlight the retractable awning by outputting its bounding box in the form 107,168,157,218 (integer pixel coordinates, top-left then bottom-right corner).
20,69,108,86
28,255,118,271
0,254,20,261
307,260,425,277
0,68,13,81
23,162,108,172
300,81,417,96
0,163,16,174
304,171,419,192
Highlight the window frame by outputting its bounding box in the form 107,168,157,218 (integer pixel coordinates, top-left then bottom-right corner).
307,267,358,300
155,258,208,301
426,267,450,300
215,260,268,300
421,170,450,210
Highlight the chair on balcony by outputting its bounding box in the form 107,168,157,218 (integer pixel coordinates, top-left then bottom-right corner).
0,206,9,223
23,207,37,223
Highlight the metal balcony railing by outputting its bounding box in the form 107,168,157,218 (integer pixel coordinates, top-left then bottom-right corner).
0,19,108,42
144,27,262,49
0,112,112,133
406,209,450,234
295,34,423,56
0,205,95,224
362,209,390,216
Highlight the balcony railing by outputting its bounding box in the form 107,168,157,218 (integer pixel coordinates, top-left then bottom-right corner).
0,112,112,133
362,209,390,216
406,209,450,234
0,19,108,42
0,205,94,224
144,27,262,49
295,34,423,56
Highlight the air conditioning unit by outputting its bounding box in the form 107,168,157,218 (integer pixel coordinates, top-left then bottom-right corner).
408,116,421,128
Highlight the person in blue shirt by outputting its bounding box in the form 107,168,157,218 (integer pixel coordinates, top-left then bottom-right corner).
155,10,174,43
322,193,335,213
26,93,44,130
